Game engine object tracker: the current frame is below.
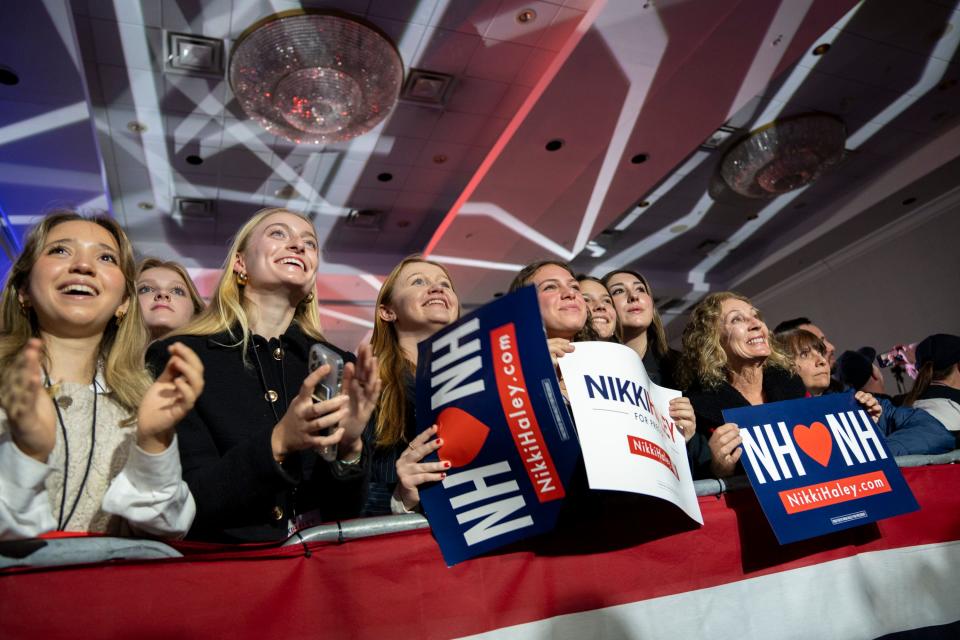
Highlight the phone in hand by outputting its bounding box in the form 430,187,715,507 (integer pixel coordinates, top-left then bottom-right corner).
308,343,344,461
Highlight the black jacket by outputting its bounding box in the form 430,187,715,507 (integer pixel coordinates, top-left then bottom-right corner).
148,323,368,542
685,366,807,478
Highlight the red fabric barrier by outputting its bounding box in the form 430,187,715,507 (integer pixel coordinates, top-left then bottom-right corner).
2,465,959,639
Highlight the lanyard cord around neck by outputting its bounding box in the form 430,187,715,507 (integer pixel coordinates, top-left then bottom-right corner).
45,369,98,531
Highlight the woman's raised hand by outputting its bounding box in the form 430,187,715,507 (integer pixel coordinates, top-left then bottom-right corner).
137,342,205,453
708,422,742,477
337,343,382,458
0,338,56,462
271,363,350,463
394,425,448,512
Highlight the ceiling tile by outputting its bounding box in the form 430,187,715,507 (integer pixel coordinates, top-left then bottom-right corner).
170,144,221,176
221,116,276,147
429,0,501,35
492,83,533,119
483,1,560,47
514,46,556,87
430,111,489,145
162,75,228,116
414,140,485,172
383,103,442,139
403,166,472,196
90,20,163,71
347,187,401,210
536,6,585,51
364,15,427,64
368,0,440,25
216,148,274,179
171,172,219,199
86,0,163,27
446,76,511,115
220,176,267,205
166,113,224,149
465,39,534,83
840,0,958,61
98,64,164,108
161,0,232,38
413,27,483,76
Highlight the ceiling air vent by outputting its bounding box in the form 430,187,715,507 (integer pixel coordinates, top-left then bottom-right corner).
165,32,224,77
400,69,455,107
345,209,384,230
173,197,216,219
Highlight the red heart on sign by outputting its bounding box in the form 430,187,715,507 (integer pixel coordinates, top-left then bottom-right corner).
435,407,491,468
792,421,833,467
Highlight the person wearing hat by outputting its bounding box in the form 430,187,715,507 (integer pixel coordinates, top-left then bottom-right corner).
903,334,960,446
835,347,954,455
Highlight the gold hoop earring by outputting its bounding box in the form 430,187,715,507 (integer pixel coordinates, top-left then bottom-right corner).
236,271,248,286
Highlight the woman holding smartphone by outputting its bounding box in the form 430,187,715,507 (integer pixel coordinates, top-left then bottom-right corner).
149,207,380,542
0,212,201,539
365,256,460,515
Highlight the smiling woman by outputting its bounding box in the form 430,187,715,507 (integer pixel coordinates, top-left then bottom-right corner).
365,255,460,515
148,207,380,542
136,258,204,340
678,292,805,479
0,211,201,539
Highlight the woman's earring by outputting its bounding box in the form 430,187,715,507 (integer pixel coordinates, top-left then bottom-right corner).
115,309,126,323
17,296,30,316
303,292,315,304
236,271,248,286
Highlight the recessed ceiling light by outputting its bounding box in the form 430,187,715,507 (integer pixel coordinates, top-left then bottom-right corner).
274,184,297,199
637,200,651,208
747,213,759,220
517,9,537,24
670,224,688,233
185,154,203,165
0,66,19,86
433,154,448,164
137,201,154,210
377,172,393,182
812,43,831,56
397,219,410,228
545,139,564,152
630,153,649,164
902,196,917,206
127,121,148,133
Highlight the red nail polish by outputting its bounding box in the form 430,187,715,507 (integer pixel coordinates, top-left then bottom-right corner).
436,438,443,446
440,473,447,479
444,461,451,468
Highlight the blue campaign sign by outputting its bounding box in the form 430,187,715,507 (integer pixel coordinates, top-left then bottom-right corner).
723,392,918,544
415,286,580,566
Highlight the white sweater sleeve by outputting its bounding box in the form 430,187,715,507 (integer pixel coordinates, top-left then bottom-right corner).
101,435,196,539
0,432,56,540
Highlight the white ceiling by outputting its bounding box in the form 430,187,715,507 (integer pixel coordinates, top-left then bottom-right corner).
1,0,958,348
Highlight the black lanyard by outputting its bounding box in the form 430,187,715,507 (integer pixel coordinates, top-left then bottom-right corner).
45,371,98,531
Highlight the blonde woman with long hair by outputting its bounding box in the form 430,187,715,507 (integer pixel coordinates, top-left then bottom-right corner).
148,208,380,542
365,256,460,515
136,257,205,339
0,212,202,539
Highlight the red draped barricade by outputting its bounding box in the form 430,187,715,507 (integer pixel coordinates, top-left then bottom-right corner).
2,465,959,639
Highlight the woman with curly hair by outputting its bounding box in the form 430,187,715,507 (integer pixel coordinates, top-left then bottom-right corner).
679,292,881,478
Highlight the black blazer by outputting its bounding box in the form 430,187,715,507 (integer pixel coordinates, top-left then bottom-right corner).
148,323,368,542
685,366,807,478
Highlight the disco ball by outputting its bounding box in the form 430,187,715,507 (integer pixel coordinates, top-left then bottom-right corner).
720,114,847,199
229,11,403,144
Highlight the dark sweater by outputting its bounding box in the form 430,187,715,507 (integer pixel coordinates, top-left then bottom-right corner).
685,366,807,478
148,323,368,542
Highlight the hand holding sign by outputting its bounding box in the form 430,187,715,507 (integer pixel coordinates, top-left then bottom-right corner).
854,391,882,422
708,423,742,477
395,425,448,512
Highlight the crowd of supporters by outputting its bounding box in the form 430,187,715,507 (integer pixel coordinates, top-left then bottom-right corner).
1,208,957,542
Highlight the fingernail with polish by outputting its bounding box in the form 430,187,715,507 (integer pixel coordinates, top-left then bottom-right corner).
443,461,451,468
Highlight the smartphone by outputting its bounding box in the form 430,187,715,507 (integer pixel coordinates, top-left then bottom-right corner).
309,343,344,402
308,343,344,462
